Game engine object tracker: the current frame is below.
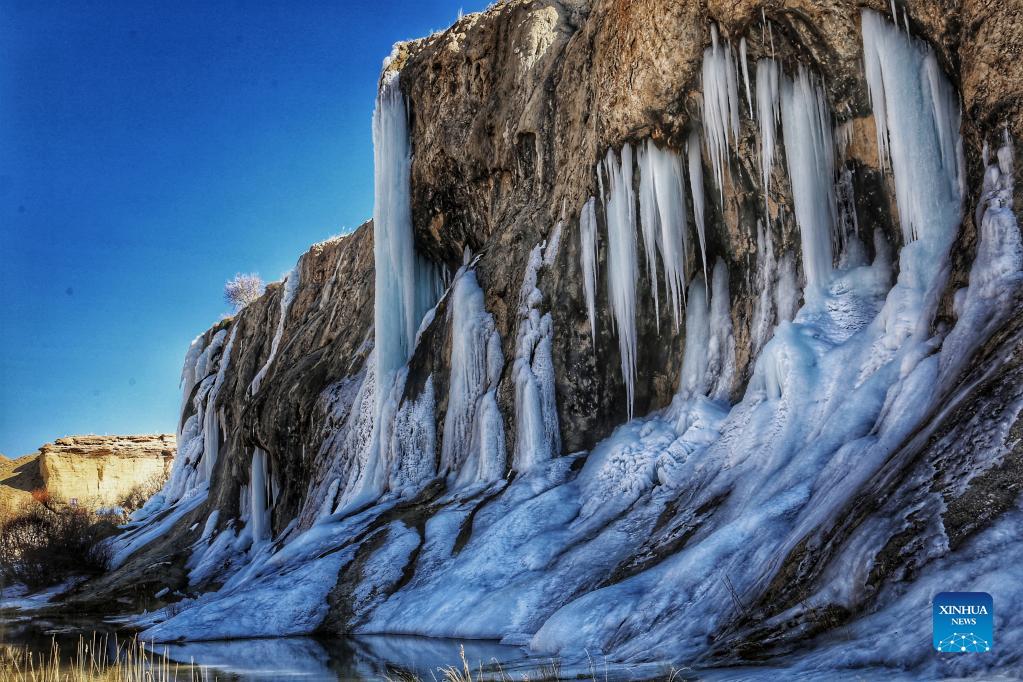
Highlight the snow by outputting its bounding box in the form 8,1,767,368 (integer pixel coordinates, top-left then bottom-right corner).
248,262,301,396
600,144,639,419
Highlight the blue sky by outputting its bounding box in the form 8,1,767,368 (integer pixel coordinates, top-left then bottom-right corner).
0,0,487,457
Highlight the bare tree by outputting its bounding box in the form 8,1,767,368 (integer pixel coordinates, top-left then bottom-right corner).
224,273,265,310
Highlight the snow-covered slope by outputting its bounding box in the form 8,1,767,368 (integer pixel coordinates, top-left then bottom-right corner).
72,2,1023,677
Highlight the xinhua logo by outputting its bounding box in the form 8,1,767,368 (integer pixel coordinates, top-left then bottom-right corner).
933,592,993,653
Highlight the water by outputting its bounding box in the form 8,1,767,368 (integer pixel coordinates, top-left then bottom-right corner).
0,610,539,681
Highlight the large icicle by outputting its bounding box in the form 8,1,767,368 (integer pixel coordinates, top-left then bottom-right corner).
687,130,709,283
248,448,272,545
441,268,506,485
249,263,301,396
601,144,639,418
373,73,440,413
739,37,753,118
780,66,837,295
579,197,599,344
861,10,963,246
700,24,741,200
513,241,561,471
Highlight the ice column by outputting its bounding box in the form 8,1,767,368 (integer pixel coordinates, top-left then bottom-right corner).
373,73,440,411
601,144,639,418
514,241,561,471
441,269,506,485
780,66,837,295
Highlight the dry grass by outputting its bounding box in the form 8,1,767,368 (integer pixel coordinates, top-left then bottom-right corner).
0,634,214,682
384,645,690,682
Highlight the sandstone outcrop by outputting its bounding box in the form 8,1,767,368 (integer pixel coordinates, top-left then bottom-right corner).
1,435,175,511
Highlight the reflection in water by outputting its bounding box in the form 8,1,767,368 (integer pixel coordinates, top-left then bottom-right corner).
159,634,533,681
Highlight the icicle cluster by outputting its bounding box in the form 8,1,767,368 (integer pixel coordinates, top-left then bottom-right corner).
637,140,690,329
861,9,963,246
780,66,837,295
701,24,741,200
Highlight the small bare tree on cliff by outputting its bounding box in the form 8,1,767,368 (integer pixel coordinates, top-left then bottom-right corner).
224,273,264,310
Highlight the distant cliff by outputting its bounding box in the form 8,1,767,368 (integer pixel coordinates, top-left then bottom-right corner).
0,435,175,511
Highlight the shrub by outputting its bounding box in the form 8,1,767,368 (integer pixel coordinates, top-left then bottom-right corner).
0,504,116,590
224,272,265,310
117,473,168,514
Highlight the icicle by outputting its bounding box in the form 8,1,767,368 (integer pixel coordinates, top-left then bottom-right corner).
601,144,639,418
780,66,837,295
637,142,662,325
701,24,741,201
755,58,781,215
861,10,963,247
750,220,777,357
514,244,561,471
249,263,301,396
687,130,709,285
441,269,506,485
739,37,753,118
647,141,690,327
249,448,272,544
579,197,599,344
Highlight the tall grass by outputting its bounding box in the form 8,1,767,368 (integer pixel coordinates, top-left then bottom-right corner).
0,634,214,682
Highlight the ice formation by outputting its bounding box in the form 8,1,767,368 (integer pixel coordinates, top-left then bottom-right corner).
249,263,301,396
112,12,1022,679
755,58,780,204
600,144,639,418
578,197,599,343
441,268,506,485
701,24,740,200
780,65,837,295
687,129,709,283
513,240,561,471
639,140,690,328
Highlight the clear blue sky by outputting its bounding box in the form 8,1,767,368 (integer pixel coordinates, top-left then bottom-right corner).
0,0,487,457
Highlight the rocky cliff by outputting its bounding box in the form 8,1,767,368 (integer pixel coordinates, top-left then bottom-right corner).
70,0,1022,676
0,435,175,511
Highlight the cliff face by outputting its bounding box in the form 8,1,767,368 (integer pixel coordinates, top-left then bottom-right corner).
73,0,1023,675
0,435,175,511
